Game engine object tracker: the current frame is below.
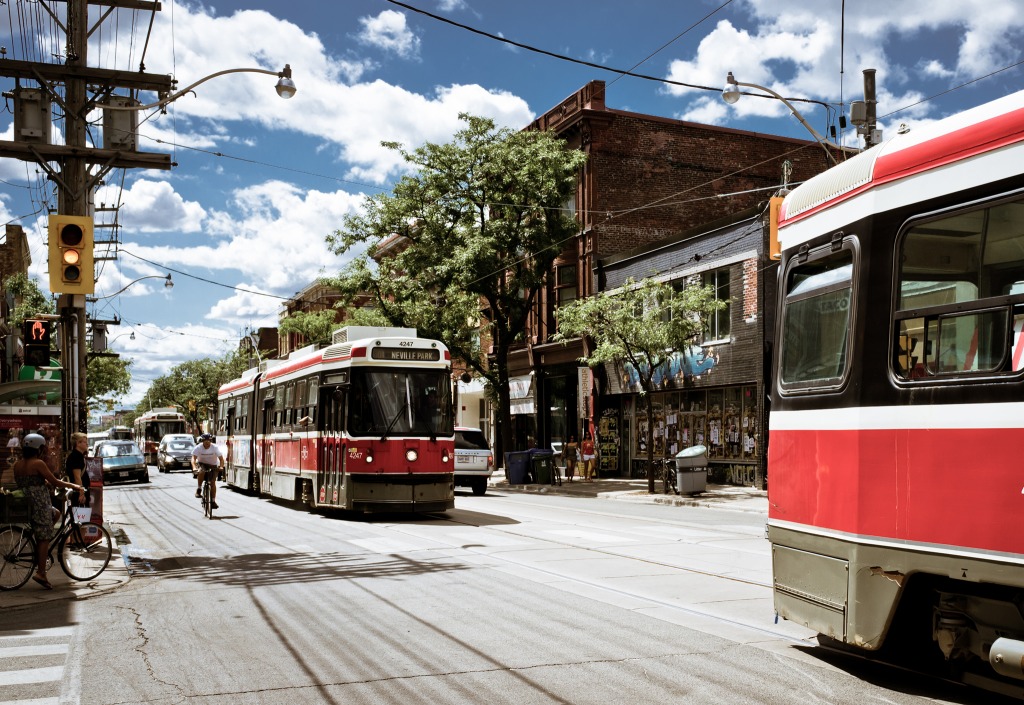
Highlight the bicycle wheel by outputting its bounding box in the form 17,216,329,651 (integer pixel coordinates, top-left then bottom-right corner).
203,481,213,519
58,521,112,581
0,525,36,590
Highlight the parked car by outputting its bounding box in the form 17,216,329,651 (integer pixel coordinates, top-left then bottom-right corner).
453,426,493,496
157,435,196,473
93,440,149,484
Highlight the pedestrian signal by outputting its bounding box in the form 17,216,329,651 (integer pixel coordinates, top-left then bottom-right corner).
22,319,51,367
48,214,94,294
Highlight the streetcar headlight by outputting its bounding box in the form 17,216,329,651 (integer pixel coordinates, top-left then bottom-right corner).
406,449,418,462
441,450,450,463
365,453,373,463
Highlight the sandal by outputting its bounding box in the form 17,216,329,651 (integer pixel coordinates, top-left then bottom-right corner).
32,575,53,590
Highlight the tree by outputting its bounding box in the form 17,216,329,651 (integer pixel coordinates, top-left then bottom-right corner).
328,114,588,459
139,349,249,431
277,308,338,348
3,272,54,325
86,355,132,411
554,277,725,493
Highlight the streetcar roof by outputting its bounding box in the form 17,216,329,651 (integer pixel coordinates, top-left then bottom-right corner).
218,334,451,393
778,89,1024,246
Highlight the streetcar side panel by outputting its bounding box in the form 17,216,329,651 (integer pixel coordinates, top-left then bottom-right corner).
767,90,1024,693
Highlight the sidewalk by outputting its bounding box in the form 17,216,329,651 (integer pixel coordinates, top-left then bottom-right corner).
0,530,130,611
488,469,768,514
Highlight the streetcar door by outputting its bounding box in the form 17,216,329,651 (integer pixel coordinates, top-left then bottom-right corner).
260,392,274,492
318,384,346,507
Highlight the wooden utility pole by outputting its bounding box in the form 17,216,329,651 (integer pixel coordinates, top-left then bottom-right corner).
0,0,172,444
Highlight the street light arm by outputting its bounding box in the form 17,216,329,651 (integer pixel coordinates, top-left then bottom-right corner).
724,73,837,165
87,274,172,301
102,65,296,111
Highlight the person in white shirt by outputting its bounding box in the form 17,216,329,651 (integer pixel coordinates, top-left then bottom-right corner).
191,434,225,509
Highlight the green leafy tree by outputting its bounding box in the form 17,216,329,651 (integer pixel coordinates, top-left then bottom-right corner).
86,355,132,412
140,349,249,431
277,308,339,348
555,277,725,493
3,272,54,325
328,114,588,459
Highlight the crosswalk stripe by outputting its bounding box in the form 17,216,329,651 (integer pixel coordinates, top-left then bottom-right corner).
0,665,63,686
0,627,73,641
0,644,68,658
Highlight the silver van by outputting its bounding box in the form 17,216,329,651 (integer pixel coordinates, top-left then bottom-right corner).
453,427,492,496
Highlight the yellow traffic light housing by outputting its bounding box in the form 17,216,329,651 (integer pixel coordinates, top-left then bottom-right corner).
48,214,94,294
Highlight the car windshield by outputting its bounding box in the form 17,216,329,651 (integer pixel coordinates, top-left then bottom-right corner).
168,441,193,451
99,443,141,458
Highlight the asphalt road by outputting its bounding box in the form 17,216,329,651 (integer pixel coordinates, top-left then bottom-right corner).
0,470,1002,705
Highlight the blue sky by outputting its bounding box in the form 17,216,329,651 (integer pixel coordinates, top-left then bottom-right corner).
1,0,1022,405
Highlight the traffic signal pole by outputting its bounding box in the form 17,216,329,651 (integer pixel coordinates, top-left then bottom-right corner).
61,0,89,443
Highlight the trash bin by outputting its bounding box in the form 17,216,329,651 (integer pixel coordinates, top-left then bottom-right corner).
674,445,708,494
505,451,532,485
530,449,555,484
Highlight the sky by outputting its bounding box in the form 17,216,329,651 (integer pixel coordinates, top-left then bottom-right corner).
1,0,1022,407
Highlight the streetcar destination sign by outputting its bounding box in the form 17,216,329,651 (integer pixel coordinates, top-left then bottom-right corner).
371,347,440,362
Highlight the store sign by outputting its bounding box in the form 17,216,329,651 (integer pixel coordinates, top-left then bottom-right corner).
577,367,591,419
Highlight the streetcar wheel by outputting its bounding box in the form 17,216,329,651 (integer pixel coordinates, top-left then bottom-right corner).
0,526,36,590
58,522,113,581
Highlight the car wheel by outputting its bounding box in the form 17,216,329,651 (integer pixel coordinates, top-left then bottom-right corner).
472,478,487,496
139,471,150,483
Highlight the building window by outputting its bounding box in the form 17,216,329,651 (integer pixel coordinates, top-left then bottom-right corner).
703,268,731,341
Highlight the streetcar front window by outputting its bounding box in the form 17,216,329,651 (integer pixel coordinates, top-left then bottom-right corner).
347,369,453,437
780,250,853,389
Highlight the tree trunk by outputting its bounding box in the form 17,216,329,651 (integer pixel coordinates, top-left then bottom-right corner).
644,392,656,494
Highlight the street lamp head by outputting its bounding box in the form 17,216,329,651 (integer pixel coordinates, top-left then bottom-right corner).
163,273,174,290
275,65,297,99
722,72,741,105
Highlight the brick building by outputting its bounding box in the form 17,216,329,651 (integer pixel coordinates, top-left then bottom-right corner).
507,81,837,483
0,224,32,384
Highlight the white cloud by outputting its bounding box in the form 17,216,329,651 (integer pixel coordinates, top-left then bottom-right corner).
357,10,421,59
95,179,207,234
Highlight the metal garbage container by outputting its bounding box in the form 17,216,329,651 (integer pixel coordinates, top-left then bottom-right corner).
505,451,532,484
529,449,555,484
674,445,708,494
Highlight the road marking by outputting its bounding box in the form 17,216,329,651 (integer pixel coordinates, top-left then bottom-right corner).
0,666,63,686
0,645,68,658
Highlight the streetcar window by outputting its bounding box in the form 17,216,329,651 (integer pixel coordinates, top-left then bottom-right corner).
780,249,853,389
895,195,1024,380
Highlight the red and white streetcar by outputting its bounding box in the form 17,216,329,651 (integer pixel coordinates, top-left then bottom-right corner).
217,326,455,514
768,89,1024,698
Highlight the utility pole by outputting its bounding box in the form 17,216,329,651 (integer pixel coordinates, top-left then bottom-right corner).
0,0,172,446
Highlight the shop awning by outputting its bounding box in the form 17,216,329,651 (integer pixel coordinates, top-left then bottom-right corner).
509,373,535,415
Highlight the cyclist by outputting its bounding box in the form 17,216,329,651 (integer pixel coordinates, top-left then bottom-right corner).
191,434,225,509
13,433,84,589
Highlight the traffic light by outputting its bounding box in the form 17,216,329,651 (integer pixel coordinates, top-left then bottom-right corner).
48,214,94,294
22,319,51,368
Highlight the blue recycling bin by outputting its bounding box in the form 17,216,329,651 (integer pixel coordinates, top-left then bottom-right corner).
505,451,532,484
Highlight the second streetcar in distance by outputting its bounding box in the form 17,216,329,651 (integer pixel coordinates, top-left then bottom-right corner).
217,326,455,514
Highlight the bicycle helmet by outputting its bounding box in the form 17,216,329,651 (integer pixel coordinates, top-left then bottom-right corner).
22,433,46,450
199,433,214,441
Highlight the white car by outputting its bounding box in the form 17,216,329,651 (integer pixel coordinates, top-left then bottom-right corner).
453,427,493,496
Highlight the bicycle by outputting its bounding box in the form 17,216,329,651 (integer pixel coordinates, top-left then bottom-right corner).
0,489,113,590
196,462,218,519
656,458,679,495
